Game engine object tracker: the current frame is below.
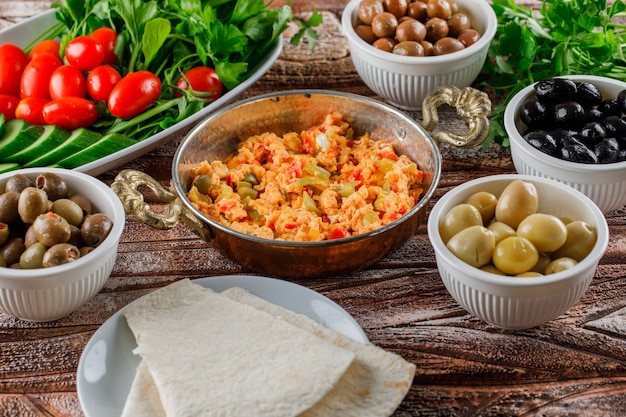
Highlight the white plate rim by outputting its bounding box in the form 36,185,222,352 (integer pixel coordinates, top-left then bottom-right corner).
0,10,283,176
76,275,368,417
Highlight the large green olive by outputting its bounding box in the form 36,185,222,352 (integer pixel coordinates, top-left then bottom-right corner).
495,180,539,229
492,236,539,275
51,198,84,227
0,191,20,224
17,187,49,224
516,213,568,253
486,221,516,245
464,191,497,225
446,225,495,268
544,257,578,275
530,252,552,274
550,221,597,262
32,212,72,247
42,243,80,267
439,203,483,244
19,242,47,269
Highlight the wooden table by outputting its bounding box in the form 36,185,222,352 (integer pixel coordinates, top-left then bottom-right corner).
2,1,626,416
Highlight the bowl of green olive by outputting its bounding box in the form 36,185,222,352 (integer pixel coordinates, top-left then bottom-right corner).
0,168,125,321
427,174,609,330
341,0,497,110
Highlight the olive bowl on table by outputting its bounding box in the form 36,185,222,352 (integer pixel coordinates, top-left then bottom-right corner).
505,74,626,213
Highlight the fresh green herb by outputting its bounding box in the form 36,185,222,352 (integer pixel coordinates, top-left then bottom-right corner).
481,0,626,149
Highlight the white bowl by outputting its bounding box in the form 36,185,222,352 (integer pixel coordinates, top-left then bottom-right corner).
341,0,497,110
0,168,125,321
427,174,609,330
505,75,626,213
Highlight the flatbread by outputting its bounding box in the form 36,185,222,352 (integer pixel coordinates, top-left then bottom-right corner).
223,287,416,417
122,279,355,417
121,359,166,417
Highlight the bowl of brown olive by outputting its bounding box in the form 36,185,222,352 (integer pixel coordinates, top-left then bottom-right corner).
0,168,124,321
427,174,609,330
505,75,626,213
341,0,497,110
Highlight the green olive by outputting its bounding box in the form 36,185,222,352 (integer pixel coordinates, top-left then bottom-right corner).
439,203,483,244
492,236,539,275
516,213,568,253
464,191,497,225
550,220,597,262
446,225,495,268
42,243,80,267
51,198,84,227
530,252,552,274
544,257,578,275
516,271,543,278
495,180,539,229
19,242,47,269
32,212,72,247
17,187,49,224
486,221,516,245
481,264,506,275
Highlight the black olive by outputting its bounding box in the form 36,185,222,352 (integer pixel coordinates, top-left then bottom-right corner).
535,77,577,104
561,142,598,164
574,81,603,107
553,101,585,127
520,98,548,129
597,98,622,118
585,107,604,123
618,146,626,162
579,121,607,145
617,89,626,113
523,130,559,156
594,137,620,164
603,115,626,137
548,128,580,148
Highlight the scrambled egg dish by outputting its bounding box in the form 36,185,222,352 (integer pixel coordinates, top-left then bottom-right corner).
187,111,425,241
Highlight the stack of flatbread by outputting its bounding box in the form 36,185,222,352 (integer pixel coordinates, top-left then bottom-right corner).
121,279,415,417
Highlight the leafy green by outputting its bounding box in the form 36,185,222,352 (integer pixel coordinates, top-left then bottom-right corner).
481,0,626,149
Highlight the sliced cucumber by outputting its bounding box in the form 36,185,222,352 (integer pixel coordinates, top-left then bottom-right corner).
5,125,72,164
56,133,136,168
0,119,45,157
0,114,5,138
24,128,102,168
0,163,20,174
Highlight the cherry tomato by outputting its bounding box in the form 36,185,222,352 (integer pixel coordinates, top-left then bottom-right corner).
108,71,161,118
15,96,49,125
49,65,87,100
87,65,121,102
43,97,99,130
90,27,118,65
29,39,61,60
20,53,62,99
0,94,19,120
65,36,104,71
175,66,223,101
0,43,29,97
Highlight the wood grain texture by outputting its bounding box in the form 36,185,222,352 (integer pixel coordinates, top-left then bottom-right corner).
2,1,626,416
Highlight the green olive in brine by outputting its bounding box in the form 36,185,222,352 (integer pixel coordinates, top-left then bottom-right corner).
446,225,495,268
516,213,567,253
492,236,539,275
464,191,497,225
550,220,597,262
495,180,539,229
439,203,483,244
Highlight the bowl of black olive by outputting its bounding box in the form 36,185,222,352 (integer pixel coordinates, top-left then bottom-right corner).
0,168,125,321
504,75,626,213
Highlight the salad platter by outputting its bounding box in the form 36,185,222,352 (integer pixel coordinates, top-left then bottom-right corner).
0,9,283,176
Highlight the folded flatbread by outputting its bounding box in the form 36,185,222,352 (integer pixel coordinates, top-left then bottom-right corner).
122,279,355,417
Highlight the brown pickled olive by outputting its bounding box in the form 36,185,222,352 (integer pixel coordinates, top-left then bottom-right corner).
68,194,93,216
17,187,49,224
425,17,449,42
392,41,425,56
433,37,465,55
0,237,25,266
447,13,471,37
4,174,33,194
464,191,497,224
458,29,481,47
36,172,69,201
421,40,434,56
550,220,597,262
486,221,516,245
42,243,81,267
396,19,427,42
0,222,8,246
19,242,47,269
371,12,398,38
446,225,495,268
544,257,578,275
494,180,539,229
406,1,428,21
80,246,95,257
32,212,72,247
492,236,539,275
81,213,113,247
0,256,5,267
373,37,397,52
24,225,38,248
439,203,483,244
68,224,84,248
383,0,408,18
516,213,567,253
51,198,84,227
0,191,20,224
358,0,385,25
355,25,378,44
426,0,452,19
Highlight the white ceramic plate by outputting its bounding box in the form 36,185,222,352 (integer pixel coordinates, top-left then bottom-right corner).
0,10,282,176
76,275,368,417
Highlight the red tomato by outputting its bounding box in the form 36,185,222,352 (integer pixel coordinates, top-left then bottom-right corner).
15,96,49,125
43,97,99,130
328,225,349,240
49,65,87,100
0,44,29,97
108,71,161,118
0,94,19,120
90,27,118,65
175,66,223,101
29,39,61,60
20,53,62,99
65,36,104,71
87,65,121,102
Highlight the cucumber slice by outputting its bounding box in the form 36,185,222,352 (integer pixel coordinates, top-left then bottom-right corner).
0,163,20,174
5,124,72,164
24,128,102,168
56,133,136,168
0,119,45,157
0,114,5,138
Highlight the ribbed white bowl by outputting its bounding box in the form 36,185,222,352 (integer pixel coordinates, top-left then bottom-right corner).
505,75,626,213
427,174,609,330
341,0,497,110
0,168,124,322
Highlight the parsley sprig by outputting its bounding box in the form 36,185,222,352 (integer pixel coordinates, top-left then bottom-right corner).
481,0,626,149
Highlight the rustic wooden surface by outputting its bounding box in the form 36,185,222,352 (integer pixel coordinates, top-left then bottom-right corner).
2,1,626,416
